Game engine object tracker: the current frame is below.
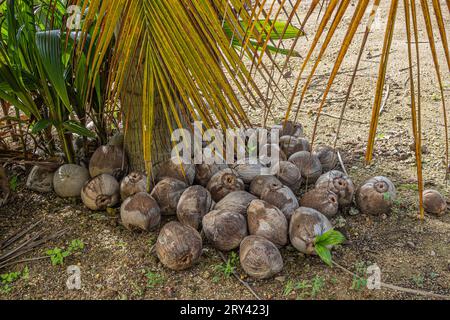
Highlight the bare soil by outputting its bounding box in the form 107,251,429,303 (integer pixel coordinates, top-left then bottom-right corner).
1,1,450,300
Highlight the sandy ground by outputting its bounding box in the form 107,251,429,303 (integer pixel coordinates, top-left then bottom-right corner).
1,1,450,300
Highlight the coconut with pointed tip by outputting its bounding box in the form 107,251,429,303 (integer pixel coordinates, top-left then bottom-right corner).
356,176,396,216
89,145,128,179
120,192,160,231
150,177,187,215
26,165,54,193
176,185,214,229
279,136,311,157
316,170,355,207
247,200,288,247
195,163,228,186
261,184,299,221
81,174,120,211
157,157,196,185
249,175,283,198
288,151,322,183
289,207,333,255
313,145,337,172
155,221,202,271
239,235,283,279
120,172,149,200
53,164,90,198
202,209,248,251
214,191,257,216
231,162,265,184
274,161,302,192
206,168,245,202
300,187,339,218
423,189,447,216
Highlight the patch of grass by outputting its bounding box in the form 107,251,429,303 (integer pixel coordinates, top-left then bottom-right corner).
412,274,425,288
397,183,419,192
145,270,164,288
214,251,239,279
46,239,85,266
9,175,18,192
311,276,325,298
351,261,368,291
0,266,29,294
282,276,326,300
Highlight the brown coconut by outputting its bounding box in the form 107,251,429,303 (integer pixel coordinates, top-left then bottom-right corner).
313,145,338,172
157,157,196,185
155,221,202,271
273,120,304,138
206,168,245,202
300,187,339,218
261,184,299,221
259,144,287,166
202,209,248,251
0,167,10,207
214,191,257,216
274,161,302,192
81,174,120,211
239,235,284,279
195,163,228,186
289,207,333,255
249,175,283,198
120,172,149,200
53,164,90,198
356,176,396,216
231,162,265,184
89,145,128,179
150,178,188,215
120,192,160,231
26,165,54,193
316,170,355,207
288,151,322,183
423,189,447,216
247,200,288,247
176,185,214,229
279,136,311,158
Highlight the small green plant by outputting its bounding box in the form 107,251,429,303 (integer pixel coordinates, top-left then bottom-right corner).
214,252,239,278
311,276,325,298
46,239,85,266
314,229,346,266
145,271,164,288
283,280,295,296
0,266,29,294
351,262,368,291
9,175,18,192
412,274,425,288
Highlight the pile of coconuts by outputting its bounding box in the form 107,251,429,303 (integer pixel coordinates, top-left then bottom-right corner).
40,121,448,280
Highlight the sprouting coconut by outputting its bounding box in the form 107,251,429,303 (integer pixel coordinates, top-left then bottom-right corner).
356,176,396,216
313,145,338,172
150,177,187,215
155,221,202,271
261,184,299,221
206,168,245,202
81,174,120,211
300,187,339,218
177,185,214,229
289,207,333,255
202,209,248,251
89,145,128,179
120,172,149,201
26,165,54,193
214,191,257,216
279,136,311,158
423,189,447,216
249,175,283,198
316,170,355,207
288,151,322,183
239,235,283,279
274,161,302,192
120,192,160,231
247,200,288,247
53,164,90,198
157,157,196,185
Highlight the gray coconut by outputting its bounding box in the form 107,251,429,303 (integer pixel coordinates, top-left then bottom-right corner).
214,191,257,216
231,162,265,184
316,170,355,207
300,187,339,218
53,164,90,198
202,209,248,251
356,176,396,216
89,145,128,179
120,172,149,200
26,165,54,193
274,161,302,192
261,184,299,221
120,192,160,231
157,157,196,185
276,120,304,138
155,221,202,271
259,143,287,166
279,136,311,158
195,163,228,186
423,189,447,216
177,185,214,229
150,177,187,215
289,207,333,255
81,174,120,211
247,200,288,247
206,168,245,202
288,151,322,183
313,145,338,172
249,175,283,198
239,235,284,279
